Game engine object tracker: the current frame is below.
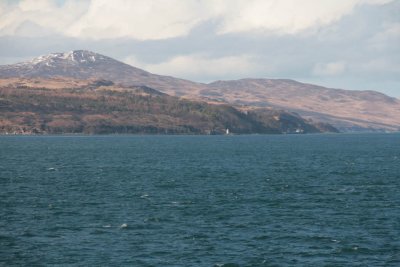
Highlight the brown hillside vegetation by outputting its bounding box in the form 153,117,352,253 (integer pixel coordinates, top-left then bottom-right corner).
1,51,398,132
0,78,337,135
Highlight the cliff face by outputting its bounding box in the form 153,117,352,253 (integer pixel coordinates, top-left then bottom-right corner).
0,78,336,135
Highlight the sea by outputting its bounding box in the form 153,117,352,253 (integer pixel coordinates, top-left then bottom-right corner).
1,134,399,266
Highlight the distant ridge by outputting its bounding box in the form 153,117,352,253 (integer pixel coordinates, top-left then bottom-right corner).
1,50,400,132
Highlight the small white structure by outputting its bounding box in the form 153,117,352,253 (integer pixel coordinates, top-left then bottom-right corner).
226,128,230,135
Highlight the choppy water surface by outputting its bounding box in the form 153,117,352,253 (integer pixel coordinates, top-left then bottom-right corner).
1,134,399,266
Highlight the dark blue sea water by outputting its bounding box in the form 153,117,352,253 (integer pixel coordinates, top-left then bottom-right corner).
1,134,399,266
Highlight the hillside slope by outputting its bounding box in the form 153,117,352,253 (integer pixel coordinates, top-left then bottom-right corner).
1,50,398,132
0,78,334,135
204,79,400,132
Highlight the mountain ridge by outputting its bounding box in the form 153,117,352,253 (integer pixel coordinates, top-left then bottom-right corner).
1,50,399,132
0,50,207,99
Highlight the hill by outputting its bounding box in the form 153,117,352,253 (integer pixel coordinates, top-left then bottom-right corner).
1,50,398,132
0,78,335,135
204,79,400,132
0,50,205,98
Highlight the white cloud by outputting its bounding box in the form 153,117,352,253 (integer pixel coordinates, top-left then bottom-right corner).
125,54,262,81
213,0,394,35
313,61,347,76
0,0,394,40
66,0,212,40
0,0,89,37
215,0,357,35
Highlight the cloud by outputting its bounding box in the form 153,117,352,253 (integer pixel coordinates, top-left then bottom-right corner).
364,0,393,4
125,54,262,81
66,0,212,40
215,0,395,35
0,0,89,37
313,61,347,76
0,0,394,40
215,0,358,35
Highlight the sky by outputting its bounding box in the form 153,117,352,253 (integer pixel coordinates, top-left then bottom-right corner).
0,0,399,97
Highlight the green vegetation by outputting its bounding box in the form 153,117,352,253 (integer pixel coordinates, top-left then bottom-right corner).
0,83,337,135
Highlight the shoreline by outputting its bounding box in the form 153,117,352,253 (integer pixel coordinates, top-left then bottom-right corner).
3,132,400,137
